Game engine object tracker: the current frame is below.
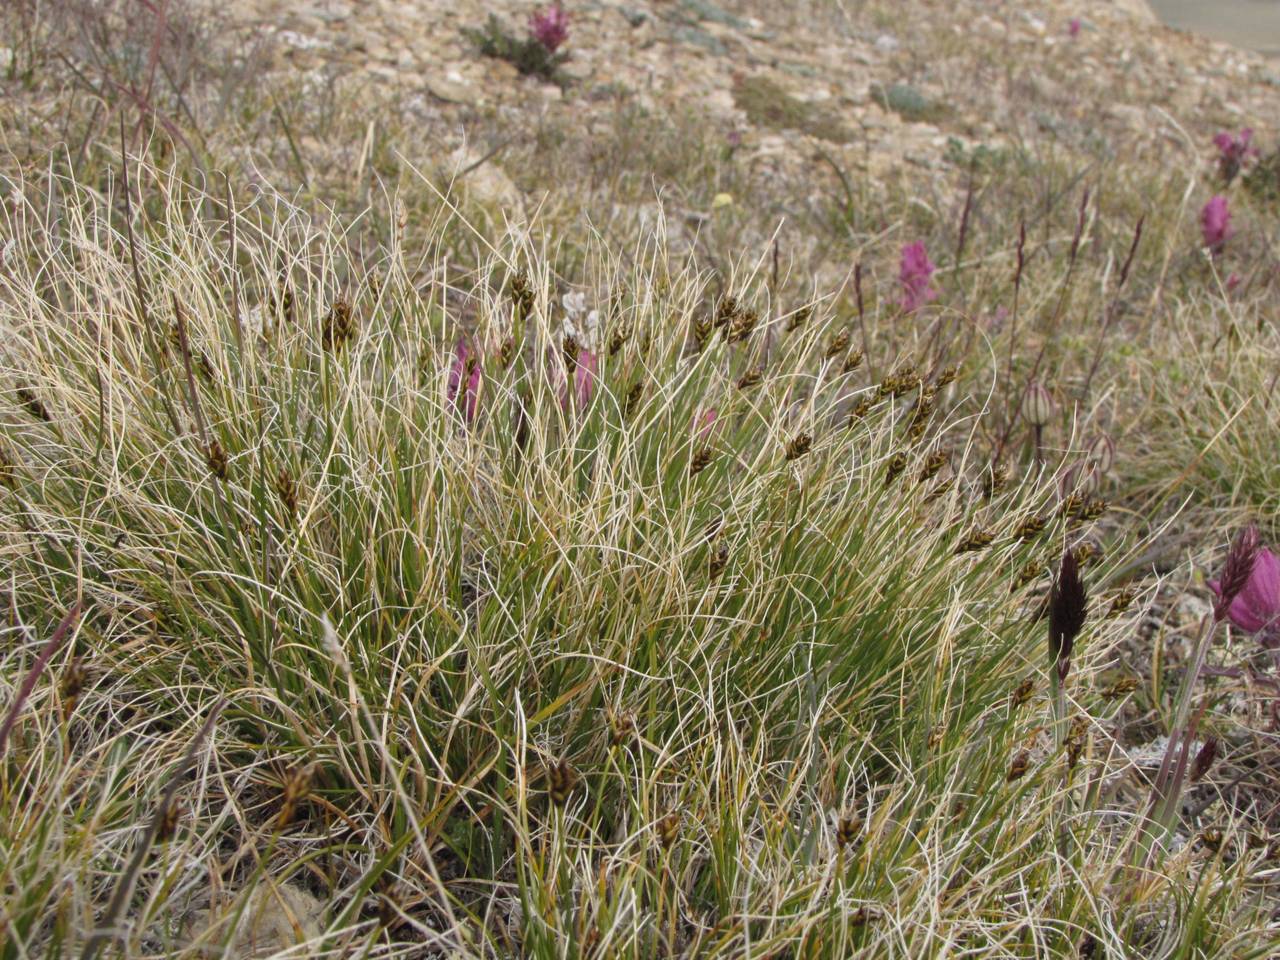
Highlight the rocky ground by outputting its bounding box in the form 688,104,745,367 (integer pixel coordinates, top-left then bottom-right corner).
219,0,1280,201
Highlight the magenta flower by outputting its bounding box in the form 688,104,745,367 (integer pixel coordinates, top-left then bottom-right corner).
1200,195,1233,256
560,349,597,408
1213,128,1258,183
897,241,938,313
447,339,482,424
1067,17,1081,38
529,4,570,53
1210,546,1280,647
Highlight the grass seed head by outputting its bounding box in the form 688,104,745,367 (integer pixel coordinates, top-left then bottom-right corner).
321,297,356,351
786,305,812,332
547,758,577,806
1014,514,1047,542
825,330,850,359
736,366,763,390
16,386,51,422
274,468,298,519
954,527,995,554
1011,677,1034,707
690,447,714,476
709,542,729,579
784,432,812,461
278,762,315,827
1007,750,1031,781
1049,550,1088,682
624,380,644,418
983,462,1009,499
510,271,535,322
836,814,863,849
884,452,907,486
918,451,947,483
205,439,229,480
656,811,681,849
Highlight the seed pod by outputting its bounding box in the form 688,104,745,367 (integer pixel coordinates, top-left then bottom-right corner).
1022,382,1053,427
1087,433,1116,474
784,433,812,461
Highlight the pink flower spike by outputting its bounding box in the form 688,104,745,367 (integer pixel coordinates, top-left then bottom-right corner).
897,241,938,314
1067,17,1081,37
529,4,570,53
1200,195,1233,256
1213,128,1259,183
695,408,718,440
559,349,598,409
447,339,482,425
1210,546,1280,647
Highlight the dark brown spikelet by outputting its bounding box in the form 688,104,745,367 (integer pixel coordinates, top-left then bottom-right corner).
278,762,314,828
498,336,517,369
982,462,1009,500
955,528,996,554
1011,560,1043,592
786,305,812,332
1101,676,1138,700
704,516,723,542
1010,677,1034,707
1049,550,1088,682
1070,542,1099,568
884,453,907,487
843,350,864,374
922,477,954,504
608,710,636,747
1190,737,1219,782
847,396,873,423
716,295,742,330
510,271,535,323
561,333,580,369
1014,514,1047,542
60,656,87,714
1214,525,1261,621
274,468,299,519
918,451,947,484
934,365,958,388
1007,750,1031,781
547,759,577,806
16,386,51,422
709,542,729,579
156,795,185,843
321,298,356,351
693,314,713,352
205,439,229,480
784,433,812,462
1058,493,1085,520
736,366,763,390
608,324,631,356
825,330,850,359
1107,589,1135,617
1081,498,1108,521
0,445,16,489
726,308,758,344
690,447,714,477
836,814,863,849
624,381,644,419
656,812,681,849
